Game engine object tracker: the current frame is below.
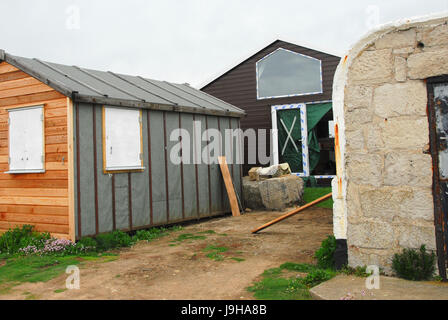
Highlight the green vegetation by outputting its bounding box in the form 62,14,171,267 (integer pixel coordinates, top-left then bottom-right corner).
339,265,370,278
0,224,183,293
303,187,333,209
54,288,67,294
230,257,245,262
172,233,207,243
248,262,336,300
0,225,51,255
314,235,337,269
392,245,436,281
203,245,229,261
0,255,80,284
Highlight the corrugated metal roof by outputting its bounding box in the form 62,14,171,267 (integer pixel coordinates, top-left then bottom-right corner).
1,50,245,118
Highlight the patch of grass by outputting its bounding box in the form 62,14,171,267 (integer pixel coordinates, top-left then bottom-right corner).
262,268,283,278
173,233,207,243
54,288,66,294
340,266,370,278
303,187,333,209
280,263,317,273
218,234,228,237
248,262,337,300
248,277,311,300
0,255,80,285
197,230,216,235
230,257,245,262
203,245,229,261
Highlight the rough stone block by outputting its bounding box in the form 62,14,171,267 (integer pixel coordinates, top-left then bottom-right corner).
345,108,372,129
375,29,416,49
350,49,393,84
345,129,364,151
384,152,433,187
242,175,304,211
420,24,448,47
381,117,429,150
394,56,407,82
364,124,384,151
348,220,394,249
345,85,373,111
346,153,383,187
397,224,436,251
408,48,448,79
373,81,427,118
359,185,413,221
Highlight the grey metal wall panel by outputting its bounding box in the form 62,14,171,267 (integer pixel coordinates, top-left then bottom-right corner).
219,117,231,213
150,111,168,224
180,113,198,219
78,103,96,237
231,118,242,201
73,105,243,238
131,110,151,228
196,115,210,217
95,106,114,234
206,116,223,214
166,112,183,221
114,173,130,230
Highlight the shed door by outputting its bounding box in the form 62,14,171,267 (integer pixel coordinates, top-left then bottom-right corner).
428,80,448,280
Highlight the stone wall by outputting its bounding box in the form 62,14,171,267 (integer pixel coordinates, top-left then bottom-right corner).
333,15,448,272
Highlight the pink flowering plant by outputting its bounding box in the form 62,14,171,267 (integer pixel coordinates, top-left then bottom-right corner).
19,238,93,256
0,225,95,257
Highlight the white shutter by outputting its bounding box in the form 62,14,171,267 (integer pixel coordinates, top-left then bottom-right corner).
8,106,44,173
104,107,143,171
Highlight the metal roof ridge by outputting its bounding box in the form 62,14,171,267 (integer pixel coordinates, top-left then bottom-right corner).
73,66,145,102
137,76,205,110
164,82,228,112
176,83,245,113
33,58,107,97
108,71,177,106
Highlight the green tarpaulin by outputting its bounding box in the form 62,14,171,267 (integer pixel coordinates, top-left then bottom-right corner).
277,103,332,175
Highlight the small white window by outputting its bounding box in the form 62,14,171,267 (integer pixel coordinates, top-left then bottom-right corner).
7,105,45,174
103,107,144,172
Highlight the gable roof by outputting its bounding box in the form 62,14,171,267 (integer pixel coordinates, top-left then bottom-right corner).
199,39,341,90
0,50,245,118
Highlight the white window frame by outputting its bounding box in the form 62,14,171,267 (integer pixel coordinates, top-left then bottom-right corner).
102,107,144,173
272,102,335,179
256,48,323,100
6,105,45,174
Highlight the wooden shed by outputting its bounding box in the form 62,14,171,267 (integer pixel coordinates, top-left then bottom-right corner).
202,40,340,181
0,50,245,241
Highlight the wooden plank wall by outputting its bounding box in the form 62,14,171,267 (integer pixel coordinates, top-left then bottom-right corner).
0,62,70,239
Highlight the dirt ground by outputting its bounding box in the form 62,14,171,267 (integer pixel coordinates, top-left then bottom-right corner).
1,207,333,300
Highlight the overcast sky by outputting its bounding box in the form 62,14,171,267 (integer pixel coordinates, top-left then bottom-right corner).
1,0,447,88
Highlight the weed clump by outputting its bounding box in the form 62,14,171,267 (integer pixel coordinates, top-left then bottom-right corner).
314,235,337,270
392,245,436,281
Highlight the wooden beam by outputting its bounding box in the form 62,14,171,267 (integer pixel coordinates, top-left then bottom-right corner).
252,193,333,234
218,156,240,217
67,97,75,242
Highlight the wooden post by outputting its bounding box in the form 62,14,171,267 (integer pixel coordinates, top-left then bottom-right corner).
218,156,241,217
251,193,332,234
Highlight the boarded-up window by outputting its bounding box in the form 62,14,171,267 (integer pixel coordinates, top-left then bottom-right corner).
8,105,45,173
103,107,143,171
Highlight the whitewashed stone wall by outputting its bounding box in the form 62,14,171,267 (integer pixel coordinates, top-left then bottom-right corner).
333,14,448,272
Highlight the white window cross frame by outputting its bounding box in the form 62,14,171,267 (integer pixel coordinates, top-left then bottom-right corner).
272,103,310,177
